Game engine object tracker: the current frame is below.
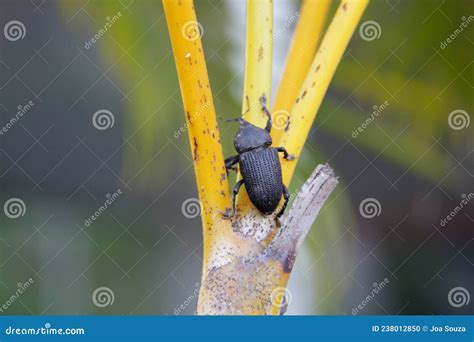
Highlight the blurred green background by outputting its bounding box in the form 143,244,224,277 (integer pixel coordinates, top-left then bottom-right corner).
0,0,472,315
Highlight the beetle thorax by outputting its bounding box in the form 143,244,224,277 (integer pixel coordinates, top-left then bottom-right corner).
234,120,272,153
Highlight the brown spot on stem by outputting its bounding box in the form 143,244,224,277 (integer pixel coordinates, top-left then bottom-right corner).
302,90,307,98
343,2,348,11
258,46,264,62
193,138,199,161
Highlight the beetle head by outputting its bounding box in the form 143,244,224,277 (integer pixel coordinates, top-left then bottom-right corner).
233,118,272,153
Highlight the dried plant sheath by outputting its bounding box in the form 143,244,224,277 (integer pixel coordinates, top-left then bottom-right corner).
198,164,338,315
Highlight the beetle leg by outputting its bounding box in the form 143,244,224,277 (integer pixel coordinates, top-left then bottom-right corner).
229,179,244,216
276,185,290,218
259,95,272,133
275,147,295,160
225,155,239,173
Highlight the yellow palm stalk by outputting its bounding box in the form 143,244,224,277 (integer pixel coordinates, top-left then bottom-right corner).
271,0,331,145
279,0,369,185
162,0,233,274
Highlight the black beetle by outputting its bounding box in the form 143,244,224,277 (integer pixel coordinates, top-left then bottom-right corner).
225,95,295,218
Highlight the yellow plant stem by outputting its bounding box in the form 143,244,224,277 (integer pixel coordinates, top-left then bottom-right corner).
271,0,331,145
236,0,273,215
279,0,369,185
242,0,273,124
162,0,232,274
